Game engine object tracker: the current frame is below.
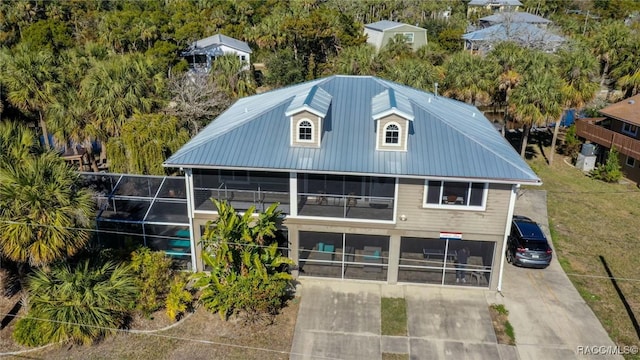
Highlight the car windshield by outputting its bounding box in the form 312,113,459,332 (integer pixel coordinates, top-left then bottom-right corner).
524,240,548,251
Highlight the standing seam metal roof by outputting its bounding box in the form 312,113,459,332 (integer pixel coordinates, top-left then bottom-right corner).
164,75,540,184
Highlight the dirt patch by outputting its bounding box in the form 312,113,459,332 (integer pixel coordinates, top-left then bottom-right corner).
7,297,299,359
489,304,515,346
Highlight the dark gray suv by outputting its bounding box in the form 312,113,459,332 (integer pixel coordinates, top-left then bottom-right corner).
506,216,552,268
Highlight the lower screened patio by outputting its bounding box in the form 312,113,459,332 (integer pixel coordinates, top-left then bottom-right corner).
297,231,496,287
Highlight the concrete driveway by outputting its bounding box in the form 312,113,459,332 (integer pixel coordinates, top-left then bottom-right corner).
290,190,621,360
492,189,622,360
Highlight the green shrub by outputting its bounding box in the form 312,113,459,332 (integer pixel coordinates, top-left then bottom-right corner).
591,147,623,183
165,273,193,321
130,247,173,316
562,125,581,160
13,313,51,347
197,271,291,324
14,260,137,346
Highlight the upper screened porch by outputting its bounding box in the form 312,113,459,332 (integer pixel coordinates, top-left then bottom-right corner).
191,169,396,221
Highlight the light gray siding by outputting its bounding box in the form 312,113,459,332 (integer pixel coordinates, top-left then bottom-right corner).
380,25,427,51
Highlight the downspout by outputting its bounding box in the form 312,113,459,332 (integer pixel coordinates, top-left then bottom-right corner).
497,183,519,293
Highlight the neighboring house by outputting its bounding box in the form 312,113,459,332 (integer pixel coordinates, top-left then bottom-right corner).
467,0,522,17
462,22,566,54
181,33,252,73
576,94,640,184
478,12,551,28
164,75,541,290
364,20,427,51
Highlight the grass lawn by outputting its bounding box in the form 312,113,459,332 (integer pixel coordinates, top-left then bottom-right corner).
526,149,640,354
381,297,407,336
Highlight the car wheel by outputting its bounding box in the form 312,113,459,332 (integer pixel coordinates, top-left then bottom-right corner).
506,250,513,264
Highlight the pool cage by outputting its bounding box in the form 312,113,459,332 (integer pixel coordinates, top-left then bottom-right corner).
79,172,194,271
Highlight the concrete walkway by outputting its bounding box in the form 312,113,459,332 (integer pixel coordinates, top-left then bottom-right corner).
290,190,621,360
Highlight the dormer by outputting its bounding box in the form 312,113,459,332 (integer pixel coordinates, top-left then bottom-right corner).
286,85,332,148
372,88,414,151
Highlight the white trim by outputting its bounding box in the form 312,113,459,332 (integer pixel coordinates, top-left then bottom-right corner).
285,105,327,118
296,119,315,143
184,169,198,272
383,122,402,146
422,181,488,211
176,165,542,185
402,32,415,43
287,215,395,224
372,108,415,121
289,172,298,216
625,156,636,167
498,184,518,292
392,178,399,223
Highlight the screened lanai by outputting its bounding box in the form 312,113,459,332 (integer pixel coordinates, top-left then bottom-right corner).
79,172,193,270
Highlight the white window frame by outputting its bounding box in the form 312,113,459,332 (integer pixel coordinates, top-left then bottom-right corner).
402,32,414,44
422,180,488,211
625,156,636,167
622,123,638,137
384,122,401,146
297,119,314,142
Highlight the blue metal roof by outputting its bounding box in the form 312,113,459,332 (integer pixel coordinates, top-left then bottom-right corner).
164,75,540,184
371,88,414,120
480,12,551,24
469,0,522,5
462,22,565,44
285,85,332,118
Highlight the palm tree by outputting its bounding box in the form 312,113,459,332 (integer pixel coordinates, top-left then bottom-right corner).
0,44,60,148
590,20,630,88
0,151,94,278
383,58,443,92
210,54,256,98
0,121,40,165
550,46,599,164
332,44,377,75
14,259,137,346
79,53,164,161
509,71,564,158
442,51,498,106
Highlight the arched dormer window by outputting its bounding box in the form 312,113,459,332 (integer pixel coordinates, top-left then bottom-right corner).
384,123,400,145
298,120,313,141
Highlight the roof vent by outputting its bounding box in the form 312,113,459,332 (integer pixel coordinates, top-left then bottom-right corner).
629,100,636,104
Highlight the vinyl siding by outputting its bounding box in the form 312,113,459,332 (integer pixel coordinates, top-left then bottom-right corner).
291,111,322,147
377,115,409,151
380,26,427,50
395,178,511,238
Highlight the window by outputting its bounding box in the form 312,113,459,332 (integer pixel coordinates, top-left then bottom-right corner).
298,120,313,141
622,123,638,136
402,32,414,43
384,123,400,145
424,181,486,209
240,55,246,61
626,156,636,167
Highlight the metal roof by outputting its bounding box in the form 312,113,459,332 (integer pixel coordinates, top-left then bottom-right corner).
462,22,565,44
164,75,540,184
285,85,332,118
468,0,522,5
480,12,551,24
372,88,414,120
364,20,424,32
185,34,252,54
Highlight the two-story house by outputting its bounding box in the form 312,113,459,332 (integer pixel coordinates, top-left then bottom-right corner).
163,75,541,290
576,94,640,184
180,33,252,73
